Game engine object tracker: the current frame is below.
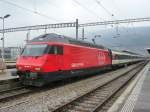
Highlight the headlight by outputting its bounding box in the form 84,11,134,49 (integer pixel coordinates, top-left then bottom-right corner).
35,67,41,71
18,67,22,70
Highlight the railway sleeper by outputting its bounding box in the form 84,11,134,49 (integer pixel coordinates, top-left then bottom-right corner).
72,103,96,108
82,97,101,102
69,105,94,112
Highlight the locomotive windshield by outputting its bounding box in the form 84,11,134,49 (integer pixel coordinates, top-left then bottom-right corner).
21,44,48,56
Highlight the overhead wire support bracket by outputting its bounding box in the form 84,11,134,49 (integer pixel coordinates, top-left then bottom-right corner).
0,17,150,33
79,17,150,27
0,22,76,33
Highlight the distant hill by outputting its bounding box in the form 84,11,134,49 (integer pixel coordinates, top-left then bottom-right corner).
84,26,150,56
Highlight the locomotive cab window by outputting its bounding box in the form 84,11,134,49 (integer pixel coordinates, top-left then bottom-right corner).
48,46,63,55
21,44,48,56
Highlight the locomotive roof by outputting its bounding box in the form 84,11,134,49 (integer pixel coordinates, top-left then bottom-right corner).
30,33,107,50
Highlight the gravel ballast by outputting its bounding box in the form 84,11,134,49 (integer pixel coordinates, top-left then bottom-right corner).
0,64,139,112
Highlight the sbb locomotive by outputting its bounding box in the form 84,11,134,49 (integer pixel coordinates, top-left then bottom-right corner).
16,33,142,86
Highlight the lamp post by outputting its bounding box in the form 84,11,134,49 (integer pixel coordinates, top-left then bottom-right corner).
0,14,11,60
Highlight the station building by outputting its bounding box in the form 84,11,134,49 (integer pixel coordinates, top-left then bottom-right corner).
0,47,22,61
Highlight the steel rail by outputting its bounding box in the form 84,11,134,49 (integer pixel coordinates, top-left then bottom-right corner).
52,62,146,112
0,86,32,101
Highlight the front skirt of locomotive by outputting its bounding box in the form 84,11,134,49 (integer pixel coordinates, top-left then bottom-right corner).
17,70,79,87
17,71,65,87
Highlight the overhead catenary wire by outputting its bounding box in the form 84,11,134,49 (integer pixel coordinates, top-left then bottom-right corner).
0,0,59,22
131,22,137,36
72,0,105,21
46,0,58,8
94,0,114,17
33,0,37,12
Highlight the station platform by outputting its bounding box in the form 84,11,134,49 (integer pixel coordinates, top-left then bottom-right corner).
0,69,19,91
5,62,16,69
0,69,18,81
108,62,150,112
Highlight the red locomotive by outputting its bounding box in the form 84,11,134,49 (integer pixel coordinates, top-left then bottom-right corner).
16,33,142,86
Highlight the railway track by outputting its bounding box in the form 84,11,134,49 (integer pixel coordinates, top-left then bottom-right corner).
0,62,146,110
0,86,32,101
0,66,122,101
52,62,146,112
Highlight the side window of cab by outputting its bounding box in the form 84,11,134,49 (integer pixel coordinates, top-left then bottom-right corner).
48,46,63,55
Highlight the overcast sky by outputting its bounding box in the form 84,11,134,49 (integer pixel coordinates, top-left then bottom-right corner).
0,0,150,48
